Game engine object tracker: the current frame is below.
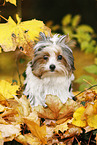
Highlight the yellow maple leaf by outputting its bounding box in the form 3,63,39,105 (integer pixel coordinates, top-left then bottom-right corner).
87,114,97,129
72,106,86,127
0,15,51,56
13,18,51,57
86,100,97,128
0,80,19,99
0,16,17,52
93,100,97,114
5,0,16,6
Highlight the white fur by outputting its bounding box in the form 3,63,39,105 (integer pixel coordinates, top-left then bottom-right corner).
23,63,74,107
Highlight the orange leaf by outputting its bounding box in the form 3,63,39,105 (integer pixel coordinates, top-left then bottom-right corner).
24,118,47,145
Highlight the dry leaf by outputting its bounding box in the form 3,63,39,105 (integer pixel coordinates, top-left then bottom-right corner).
15,133,42,145
72,106,86,127
72,99,97,129
0,80,19,99
75,90,97,102
62,124,82,138
87,114,97,129
13,95,31,117
52,124,82,144
24,118,47,145
0,104,5,112
34,95,80,122
0,124,21,138
54,119,72,133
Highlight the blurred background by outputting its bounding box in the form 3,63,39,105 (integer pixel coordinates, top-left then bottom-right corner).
0,0,97,31
0,0,97,90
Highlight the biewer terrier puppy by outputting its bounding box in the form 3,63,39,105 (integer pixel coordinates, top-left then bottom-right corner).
23,32,75,107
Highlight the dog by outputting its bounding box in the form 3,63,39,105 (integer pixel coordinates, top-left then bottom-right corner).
23,32,75,107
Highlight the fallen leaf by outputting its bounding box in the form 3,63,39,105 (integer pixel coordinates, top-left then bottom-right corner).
14,95,31,116
15,133,42,145
54,119,72,133
53,124,82,144
72,106,86,127
24,133,42,145
0,124,21,138
35,95,80,121
24,118,47,145
45,94,63,112
87,114,97,129
75,90,97,102
0,80,19,99
0,104,5,112
62,124,82,138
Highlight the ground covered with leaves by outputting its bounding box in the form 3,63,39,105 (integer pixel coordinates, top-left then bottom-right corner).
0,80,97,145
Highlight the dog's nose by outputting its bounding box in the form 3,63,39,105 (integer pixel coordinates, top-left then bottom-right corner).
49,64,56,71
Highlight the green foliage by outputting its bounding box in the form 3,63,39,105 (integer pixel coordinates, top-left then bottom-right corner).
60,14,97,54
61,14,72,26
60,14,97,91
75,75,97,91
51,14,97,55
75,75,96,83
84,65,97,75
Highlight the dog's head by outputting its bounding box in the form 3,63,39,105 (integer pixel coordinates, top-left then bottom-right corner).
30,32,75,78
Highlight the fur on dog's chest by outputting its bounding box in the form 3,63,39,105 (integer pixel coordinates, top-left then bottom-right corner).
23,64,74,106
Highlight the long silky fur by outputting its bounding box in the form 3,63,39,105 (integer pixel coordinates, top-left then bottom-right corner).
23,32,75,107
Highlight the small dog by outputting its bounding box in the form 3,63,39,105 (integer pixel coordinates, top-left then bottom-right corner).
23,32,75,107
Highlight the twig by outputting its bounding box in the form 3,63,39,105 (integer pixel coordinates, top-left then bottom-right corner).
16,52,22,87
88,131,92,145
75,136,81,145
74,84,97,98
0,15,8,21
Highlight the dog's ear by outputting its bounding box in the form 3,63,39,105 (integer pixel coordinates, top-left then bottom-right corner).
56,34,70,45
39,32,47,41
63,34,76,49
64,34,70,43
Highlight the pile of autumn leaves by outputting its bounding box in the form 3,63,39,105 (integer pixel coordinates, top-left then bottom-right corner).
0,80,97,145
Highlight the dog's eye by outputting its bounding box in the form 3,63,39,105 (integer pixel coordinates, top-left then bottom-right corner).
58,55,62,60
43,55,48,60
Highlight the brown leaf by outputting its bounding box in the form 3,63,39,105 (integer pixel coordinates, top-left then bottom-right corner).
53,124,82,144
34,95,80,122
45,94,63,113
